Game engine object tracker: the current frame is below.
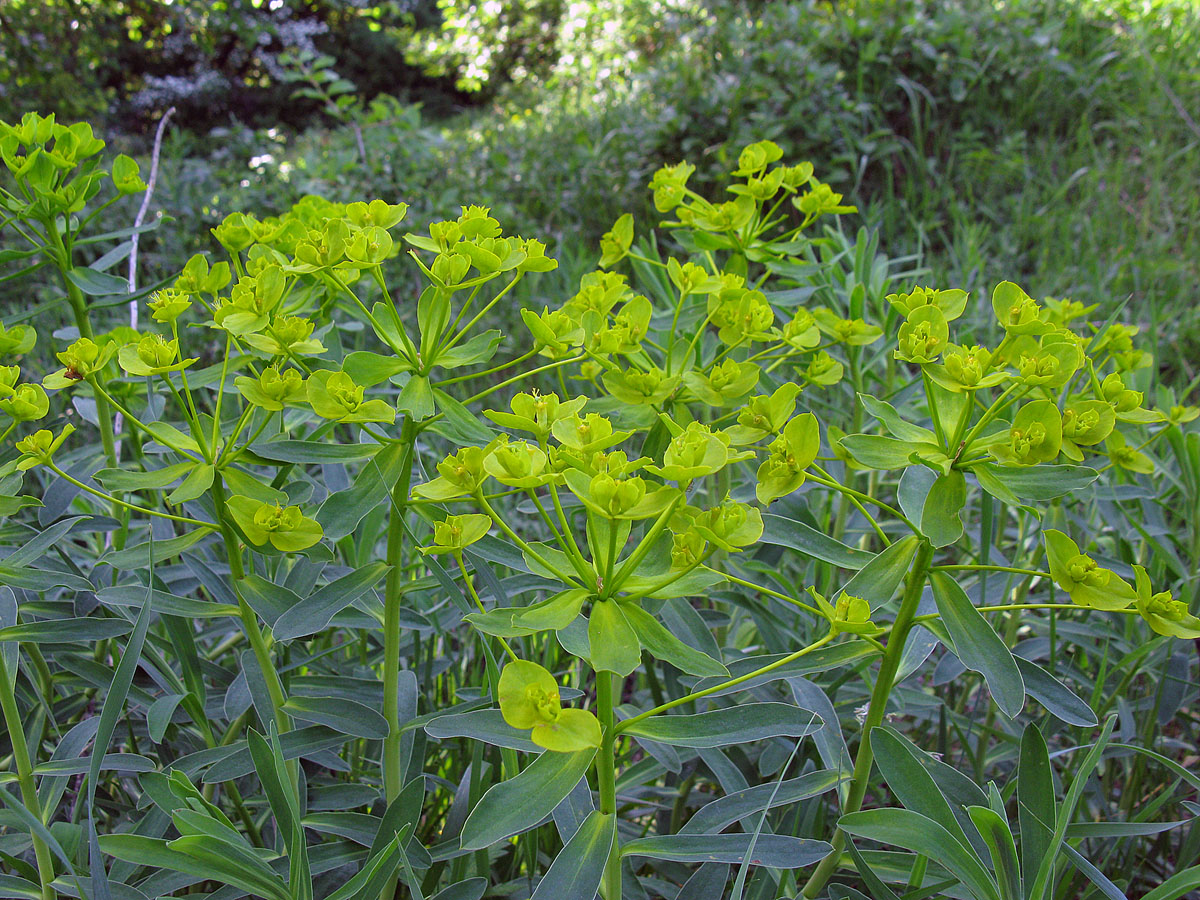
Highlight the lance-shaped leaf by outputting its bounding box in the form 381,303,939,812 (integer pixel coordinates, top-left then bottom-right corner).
460,749,596,850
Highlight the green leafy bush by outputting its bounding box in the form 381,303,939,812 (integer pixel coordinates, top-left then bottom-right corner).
1,116,1198,900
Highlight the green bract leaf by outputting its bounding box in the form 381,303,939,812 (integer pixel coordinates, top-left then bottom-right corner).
226,495,323,552
307,368,396,424
588,600,641,675
755,412,820,504
1043,529,1135,610
989,400,1062,466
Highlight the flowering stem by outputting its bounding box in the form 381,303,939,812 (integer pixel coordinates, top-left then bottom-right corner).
433,347,538,388
455,551,518,662
620,550,715,603
383,416,418,811
209,334,233,452
808,465,917,535
45,462,214,528
802,539,934,897
462,354,587,407
547,484,592,577
608,495,684,594
473,490,580,586
615,632,837,735
710,568,824,618
0,654,56,900
87,378,203,463
596,671,622,900
48,225,117,471
960,381,1029,454
441,273,523,357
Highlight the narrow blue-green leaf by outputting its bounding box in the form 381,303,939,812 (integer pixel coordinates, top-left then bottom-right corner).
839,434,943,470
34,754,155,776
760,513,873,569
66,266,128,296
839,808,999,900
842,536,920,609
318,442,408,540
428,879,488,900
147,694,186,743
248,729,311,900
88,599,151,815
530,810,615,900
690,643,875,698
973,463,1098,502
1028,716,1117,900
1059,842,1128,900
96,585,239,619
1066,819,1190,839
931,572,1024,717
0,787,80,879
115,833,289,900
968,806,1021,900
0,566,94,593
622,602,727,676
322,831,408,900
98,530,209,569
871,726,975,851
677,864,730,900
0,587,16,679
88,811,112,900
200,726,348,783
844,841,901,900
5,516,89,568
0,618,132,643
680,769,842,834
251,440,383,464
1014,657,1096,726
273,562,389,641
921,471,967,547
622,833,831,868
1140,867,1200,900
621,702,821,748
423,709,540,752
460,749,596,851
283,696,389,739
93,462,195,492
1019,723,1054,900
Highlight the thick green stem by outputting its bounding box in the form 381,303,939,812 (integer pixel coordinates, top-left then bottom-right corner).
383,417,418,807
0,656,56,900
803,540,934,898
596,671,622,900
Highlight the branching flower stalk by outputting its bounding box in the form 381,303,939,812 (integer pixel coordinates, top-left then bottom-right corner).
0,656,56,900
802,540,934,897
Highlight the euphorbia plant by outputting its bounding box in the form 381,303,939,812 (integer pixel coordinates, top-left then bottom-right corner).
0,120,1196,900
406,141,1197,899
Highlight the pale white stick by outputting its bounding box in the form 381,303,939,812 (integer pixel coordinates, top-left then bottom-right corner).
112,106,176,475
127,106,176,328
